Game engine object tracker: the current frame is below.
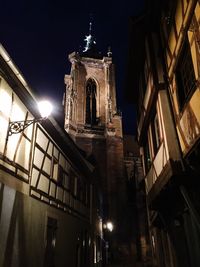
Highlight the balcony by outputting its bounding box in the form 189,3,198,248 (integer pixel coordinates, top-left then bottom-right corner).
144,90,183,204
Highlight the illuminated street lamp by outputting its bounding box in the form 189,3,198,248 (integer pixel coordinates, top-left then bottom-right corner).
106,222,114,232
37,100,53,118
103,221,114,232
8,100,53,136
103,220,114,265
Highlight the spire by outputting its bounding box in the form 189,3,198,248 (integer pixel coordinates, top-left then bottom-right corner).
83,21,97,53
81,19,102,59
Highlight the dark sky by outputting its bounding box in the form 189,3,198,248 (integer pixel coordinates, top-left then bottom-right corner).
1,0,144,134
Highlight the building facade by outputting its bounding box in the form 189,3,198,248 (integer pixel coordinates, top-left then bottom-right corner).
127,0,200,266
0,44,101,267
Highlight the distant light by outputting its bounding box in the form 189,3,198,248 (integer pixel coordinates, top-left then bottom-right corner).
38,100,53,118
106,221,114,232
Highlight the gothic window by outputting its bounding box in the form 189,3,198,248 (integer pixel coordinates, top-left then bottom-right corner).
85,79,97,125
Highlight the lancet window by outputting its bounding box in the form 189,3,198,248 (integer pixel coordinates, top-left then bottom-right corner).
85,79,97,125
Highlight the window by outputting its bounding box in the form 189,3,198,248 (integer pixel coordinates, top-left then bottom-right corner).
63,172,70,189
52,159,58,181
85,79,97,125
144,138,151,174
57,165,64,186
70,173,79,197
51,158,64,186
44,217,57,267
151,113,161,155
176,36,196,110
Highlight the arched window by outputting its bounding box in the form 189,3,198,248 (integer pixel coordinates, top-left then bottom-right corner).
85,79,97,125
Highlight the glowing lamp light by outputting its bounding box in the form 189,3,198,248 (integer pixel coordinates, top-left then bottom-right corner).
38,100,53,118
106,221,114,232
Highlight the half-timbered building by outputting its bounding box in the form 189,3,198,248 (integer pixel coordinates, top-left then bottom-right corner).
0,44,102,267
126,0,200,266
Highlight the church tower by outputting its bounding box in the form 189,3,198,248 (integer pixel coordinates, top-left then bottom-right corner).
64,23,126,237
64,23,121,139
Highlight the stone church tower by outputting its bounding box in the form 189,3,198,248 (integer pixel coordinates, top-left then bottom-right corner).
64,23,127,263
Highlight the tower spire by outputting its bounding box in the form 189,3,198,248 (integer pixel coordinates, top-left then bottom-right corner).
83,21,96,53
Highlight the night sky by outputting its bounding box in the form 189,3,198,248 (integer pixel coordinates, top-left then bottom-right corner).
1,0,144,134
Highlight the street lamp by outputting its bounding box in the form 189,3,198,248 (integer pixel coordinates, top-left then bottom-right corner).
106,221,114,232
103,220,114,265
8,100,53,136
37,100,53,118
